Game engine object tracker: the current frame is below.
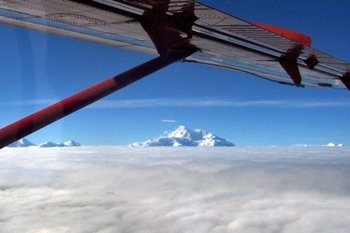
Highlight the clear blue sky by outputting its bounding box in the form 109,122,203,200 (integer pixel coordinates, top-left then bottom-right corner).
1,1,349,146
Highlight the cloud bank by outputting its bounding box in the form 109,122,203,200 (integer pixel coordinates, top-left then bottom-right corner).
1,147,350,232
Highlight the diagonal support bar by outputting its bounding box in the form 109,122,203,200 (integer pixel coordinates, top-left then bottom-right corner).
278,45,304,87
279,56,302,86
0,50,196,149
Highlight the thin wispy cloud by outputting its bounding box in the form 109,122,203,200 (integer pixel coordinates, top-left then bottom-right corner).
162,119,177,123
88,98,350,109
2,99,57,106
3,98,349,109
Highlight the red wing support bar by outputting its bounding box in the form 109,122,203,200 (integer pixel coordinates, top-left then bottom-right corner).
0,50,196,149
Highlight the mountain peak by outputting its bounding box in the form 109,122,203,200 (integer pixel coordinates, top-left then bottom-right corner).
131,126,235,147
168,125,192,138
326,142,344,147
7,138,36,147
39,141,65,148
64,140,81,147
39,140,81,148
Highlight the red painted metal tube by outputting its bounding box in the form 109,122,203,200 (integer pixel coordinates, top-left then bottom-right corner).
0,52,194,148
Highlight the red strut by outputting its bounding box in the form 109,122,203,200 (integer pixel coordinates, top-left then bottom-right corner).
0,51,195,149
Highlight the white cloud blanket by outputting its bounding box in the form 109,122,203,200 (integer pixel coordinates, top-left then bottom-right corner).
1,147,350,233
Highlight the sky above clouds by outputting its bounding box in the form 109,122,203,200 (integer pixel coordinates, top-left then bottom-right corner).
0,1,350,146
1,147,350,232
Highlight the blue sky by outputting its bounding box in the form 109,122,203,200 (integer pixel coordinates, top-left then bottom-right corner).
1,1,350,146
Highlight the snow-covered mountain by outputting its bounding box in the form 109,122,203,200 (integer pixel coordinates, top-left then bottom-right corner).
7,138,36,147
63,140,81,147
326,142,344,147
38,140,81,148
7,139,81,148
38,142,66,148
131,126,235,147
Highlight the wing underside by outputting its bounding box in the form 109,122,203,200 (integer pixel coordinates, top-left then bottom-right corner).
0,0,349,89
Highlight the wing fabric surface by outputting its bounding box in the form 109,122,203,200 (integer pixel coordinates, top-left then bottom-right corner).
0,0,349,89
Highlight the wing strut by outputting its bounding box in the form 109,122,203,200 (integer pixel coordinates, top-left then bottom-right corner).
279,55,302,86
278,45,304,87
0,49,196,149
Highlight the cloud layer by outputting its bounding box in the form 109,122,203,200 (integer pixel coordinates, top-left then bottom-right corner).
1,147,350,232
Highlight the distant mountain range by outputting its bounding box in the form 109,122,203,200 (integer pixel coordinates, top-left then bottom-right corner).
7,139,81,148
6,132,344,148
38,140,81,147
131,125,235,147
326,142,344,147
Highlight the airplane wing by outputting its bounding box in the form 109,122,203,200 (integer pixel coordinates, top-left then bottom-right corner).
1,0,349,89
